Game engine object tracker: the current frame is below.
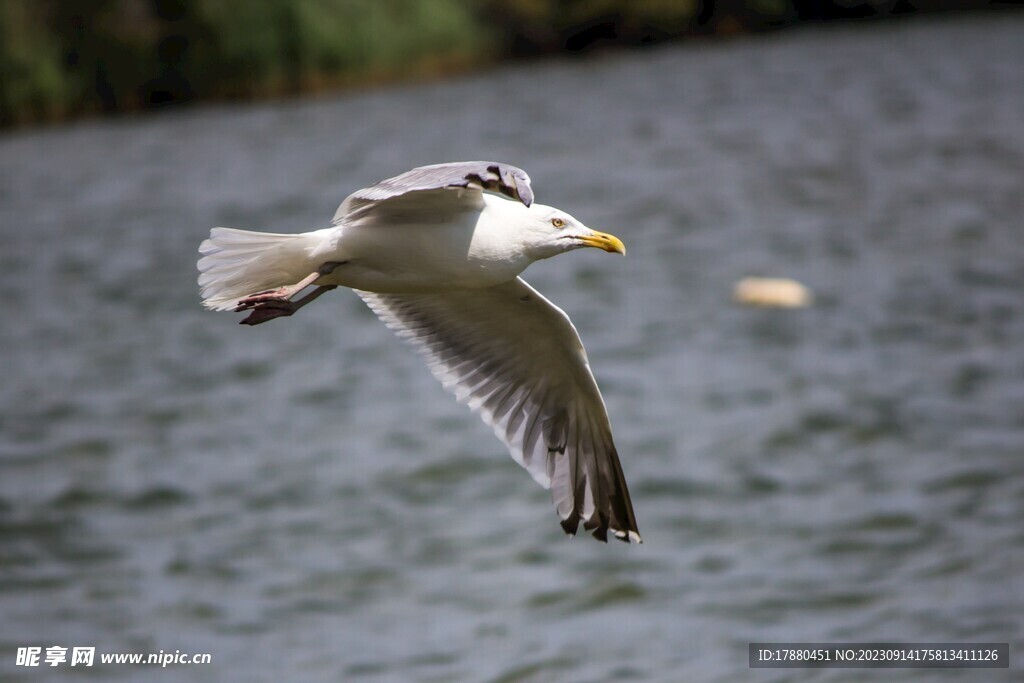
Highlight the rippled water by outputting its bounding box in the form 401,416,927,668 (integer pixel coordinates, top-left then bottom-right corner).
2,14,1023,682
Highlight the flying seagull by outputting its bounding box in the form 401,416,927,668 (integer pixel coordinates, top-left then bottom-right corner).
197,162,640,543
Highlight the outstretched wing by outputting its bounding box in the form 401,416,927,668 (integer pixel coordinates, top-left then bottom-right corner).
357,277,641,543
334,161,534,226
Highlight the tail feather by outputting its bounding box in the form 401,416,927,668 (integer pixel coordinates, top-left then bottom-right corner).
198,228,317,311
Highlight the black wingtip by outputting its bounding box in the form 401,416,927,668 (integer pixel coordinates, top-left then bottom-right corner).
560,517,580,536
613,529,642,544
564,512,642,544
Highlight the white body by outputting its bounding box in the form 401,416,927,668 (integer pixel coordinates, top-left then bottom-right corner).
200,194,555,310
314,194,537,293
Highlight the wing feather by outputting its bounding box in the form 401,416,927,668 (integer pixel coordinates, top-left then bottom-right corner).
357,277,641,543
334,161,533,226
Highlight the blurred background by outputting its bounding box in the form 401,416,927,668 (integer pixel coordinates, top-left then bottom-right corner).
1,2,1023,682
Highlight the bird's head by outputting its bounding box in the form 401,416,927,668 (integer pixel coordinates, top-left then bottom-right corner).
521,203,626,261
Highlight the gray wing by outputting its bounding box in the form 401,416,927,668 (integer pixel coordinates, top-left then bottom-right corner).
333,161,534,225
357,277,641,543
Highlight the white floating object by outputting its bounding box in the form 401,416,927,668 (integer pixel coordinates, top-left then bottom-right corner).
733,277,812,308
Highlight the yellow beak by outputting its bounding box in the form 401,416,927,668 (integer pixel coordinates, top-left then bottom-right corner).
579,230,626,255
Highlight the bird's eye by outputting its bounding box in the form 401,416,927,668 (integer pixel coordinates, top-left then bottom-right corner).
551,217,565,228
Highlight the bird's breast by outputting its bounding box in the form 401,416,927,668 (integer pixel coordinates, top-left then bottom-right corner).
315,220,528,294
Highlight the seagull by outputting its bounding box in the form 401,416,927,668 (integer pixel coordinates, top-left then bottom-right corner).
198,162,640,543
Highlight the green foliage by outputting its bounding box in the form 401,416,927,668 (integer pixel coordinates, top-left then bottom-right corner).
0,3,69,124
484,0,701,52
0,0,165,122
1,0,985,126
167,0,489,97
0,0,489,123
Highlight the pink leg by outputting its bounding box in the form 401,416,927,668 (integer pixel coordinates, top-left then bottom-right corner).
235,262,343,325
